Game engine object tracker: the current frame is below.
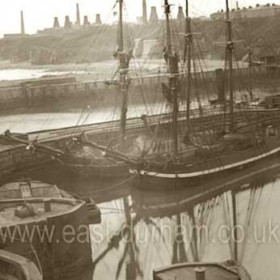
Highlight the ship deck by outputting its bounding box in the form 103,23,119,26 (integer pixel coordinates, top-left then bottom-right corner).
0,181,81,227
0,200,78,227
0,106,278,151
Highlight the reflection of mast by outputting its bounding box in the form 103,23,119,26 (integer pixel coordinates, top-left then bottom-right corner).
231,190,238,261
190,208,199,261
123,197,139,280
172,214,188,264
164,0,179,154
225,0,234,132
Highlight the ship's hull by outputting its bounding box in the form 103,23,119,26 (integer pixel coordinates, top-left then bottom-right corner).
67,162,129,178
0,250,42,280
0,201,95,280
131,144,280,190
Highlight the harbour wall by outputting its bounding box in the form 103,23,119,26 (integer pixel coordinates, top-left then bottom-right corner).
0,66,278,114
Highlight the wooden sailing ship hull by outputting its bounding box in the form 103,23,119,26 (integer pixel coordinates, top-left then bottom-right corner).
1,108,279,182
66,162,129,178
131,143,280,190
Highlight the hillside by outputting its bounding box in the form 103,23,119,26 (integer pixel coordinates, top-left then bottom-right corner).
0,16,279,65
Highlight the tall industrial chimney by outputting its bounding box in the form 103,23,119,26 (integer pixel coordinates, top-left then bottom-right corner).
53,17,60,28
76,3,81,25
20,11,25,35
95,14,102,25
142,0,147,24
149,7,158,24
83,16,90,26
64,16,72,28
236,1,239,9
177,6,185,22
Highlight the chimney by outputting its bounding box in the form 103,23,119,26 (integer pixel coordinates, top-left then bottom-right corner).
83,15,90,26
177,6,185,22
76,3,81,25
236,1,239,10
53,17,60,28
95,14,102,25
64,16,72,28
20,11,25,35
149,6,159,24
142,0,148,24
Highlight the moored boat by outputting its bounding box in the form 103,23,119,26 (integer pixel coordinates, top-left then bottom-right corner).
153,261,251,280
0,249,42,280
0,180,101,280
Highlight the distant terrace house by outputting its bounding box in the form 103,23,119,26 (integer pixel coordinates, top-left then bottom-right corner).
211,3,280,20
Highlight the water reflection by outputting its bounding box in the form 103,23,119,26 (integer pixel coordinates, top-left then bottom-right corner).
26,162,280,280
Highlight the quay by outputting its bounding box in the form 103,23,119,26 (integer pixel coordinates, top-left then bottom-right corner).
0,66,277,113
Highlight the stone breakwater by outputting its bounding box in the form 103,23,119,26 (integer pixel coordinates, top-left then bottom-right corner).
0,66,278,114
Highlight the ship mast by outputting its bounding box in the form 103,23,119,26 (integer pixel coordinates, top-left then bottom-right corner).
164,0,179,154
248,48,253,101
225,0,234,132
118,0,129,140
185,0,192,132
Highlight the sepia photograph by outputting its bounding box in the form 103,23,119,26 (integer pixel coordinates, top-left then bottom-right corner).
0,0,279,279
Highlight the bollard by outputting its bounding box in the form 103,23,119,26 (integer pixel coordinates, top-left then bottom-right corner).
194,267,206,280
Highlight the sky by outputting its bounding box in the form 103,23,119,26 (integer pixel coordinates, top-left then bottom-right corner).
0,0,279,37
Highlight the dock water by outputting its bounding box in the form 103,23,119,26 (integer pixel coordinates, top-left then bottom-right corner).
44,158,280,280
1,109,280,279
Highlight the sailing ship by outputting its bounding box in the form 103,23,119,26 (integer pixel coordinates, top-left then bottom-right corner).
127,0,280,189
0,180,100,279
1,0,280,183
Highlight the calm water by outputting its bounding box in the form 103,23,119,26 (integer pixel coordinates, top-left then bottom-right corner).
52,167,280,280
26,159,278,280
0,108,279,279
0,70,276,279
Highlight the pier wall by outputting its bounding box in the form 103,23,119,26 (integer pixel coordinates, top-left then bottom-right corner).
0,67,278,113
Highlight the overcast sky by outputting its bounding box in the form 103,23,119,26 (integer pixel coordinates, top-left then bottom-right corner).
0,0,278,37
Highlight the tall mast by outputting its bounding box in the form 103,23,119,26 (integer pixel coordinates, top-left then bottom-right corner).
165,0,172,53
164,0,179,154
185,0,191,132
118,0,128,140
226,0,234,132
248,48,253,101
119,0,124,51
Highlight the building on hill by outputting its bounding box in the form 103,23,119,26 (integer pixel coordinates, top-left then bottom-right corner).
211,2,280,20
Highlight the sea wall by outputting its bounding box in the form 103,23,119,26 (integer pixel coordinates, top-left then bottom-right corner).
0,66,278,113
